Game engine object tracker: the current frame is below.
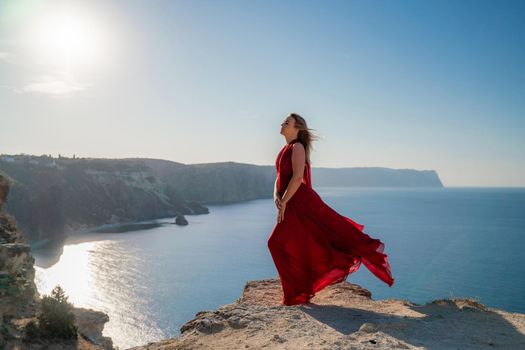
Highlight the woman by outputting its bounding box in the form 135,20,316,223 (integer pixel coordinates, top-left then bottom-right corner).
267,113,394,306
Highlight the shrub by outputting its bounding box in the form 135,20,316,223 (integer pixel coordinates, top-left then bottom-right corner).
33,285,78,340
23,319,39,341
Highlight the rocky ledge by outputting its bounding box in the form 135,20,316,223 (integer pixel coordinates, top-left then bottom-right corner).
130,278,525,350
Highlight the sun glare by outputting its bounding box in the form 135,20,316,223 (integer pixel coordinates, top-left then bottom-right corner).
28,8,107,70
34,242,96,306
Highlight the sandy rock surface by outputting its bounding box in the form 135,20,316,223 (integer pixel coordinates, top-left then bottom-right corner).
129,278,525,349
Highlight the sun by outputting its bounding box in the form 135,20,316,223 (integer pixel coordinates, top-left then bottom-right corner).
29,7,106,71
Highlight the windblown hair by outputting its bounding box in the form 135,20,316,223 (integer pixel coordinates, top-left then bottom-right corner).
288,113,320,165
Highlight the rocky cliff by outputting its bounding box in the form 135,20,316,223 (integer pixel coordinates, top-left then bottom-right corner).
0,175,39,319
0,175,114,349
130,278,525,350
0,155,210,243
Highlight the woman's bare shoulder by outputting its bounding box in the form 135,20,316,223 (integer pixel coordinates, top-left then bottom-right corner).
291,142,305,160
292,142,305,152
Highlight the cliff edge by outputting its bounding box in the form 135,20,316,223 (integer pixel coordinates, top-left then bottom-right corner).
130,278,525,350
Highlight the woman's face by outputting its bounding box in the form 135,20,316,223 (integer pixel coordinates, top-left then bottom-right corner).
280,116,297,136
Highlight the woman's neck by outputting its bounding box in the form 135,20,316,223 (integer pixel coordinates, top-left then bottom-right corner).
285,135,298,144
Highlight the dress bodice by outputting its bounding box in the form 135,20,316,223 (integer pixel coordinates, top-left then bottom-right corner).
275,139,312,195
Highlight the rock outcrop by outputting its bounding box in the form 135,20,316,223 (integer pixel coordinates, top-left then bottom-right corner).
174,213,188,225
0,175,114,349
0,175,39,319
130,278,525,350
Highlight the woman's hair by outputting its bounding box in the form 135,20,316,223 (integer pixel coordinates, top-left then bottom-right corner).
288,113,320,165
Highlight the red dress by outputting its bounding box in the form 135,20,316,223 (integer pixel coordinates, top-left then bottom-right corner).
267,139,394,306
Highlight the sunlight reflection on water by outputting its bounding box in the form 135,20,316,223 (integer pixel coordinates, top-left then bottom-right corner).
35,239,165,349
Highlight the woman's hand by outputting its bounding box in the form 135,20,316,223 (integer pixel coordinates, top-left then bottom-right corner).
277,201,287,223
274,193,282,210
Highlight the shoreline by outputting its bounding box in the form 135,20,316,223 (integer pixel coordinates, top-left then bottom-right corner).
29,217,177,251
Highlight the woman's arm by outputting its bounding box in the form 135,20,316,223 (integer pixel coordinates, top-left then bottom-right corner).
281,143,306,204
273,177,282,209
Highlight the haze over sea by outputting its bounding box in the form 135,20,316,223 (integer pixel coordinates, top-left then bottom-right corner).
31,186,525,349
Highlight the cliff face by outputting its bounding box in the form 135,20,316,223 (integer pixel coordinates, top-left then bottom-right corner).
129,278,525,350
0,175,39,318
0,156,210,243
0,175,113,349
164,161,276,204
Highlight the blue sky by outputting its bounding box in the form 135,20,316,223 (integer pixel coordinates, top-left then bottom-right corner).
1,0,524,186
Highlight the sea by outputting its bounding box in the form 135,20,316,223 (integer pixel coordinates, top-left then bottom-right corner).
30,186,525,349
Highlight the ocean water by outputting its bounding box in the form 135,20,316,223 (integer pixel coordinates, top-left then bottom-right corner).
31,186,525,349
